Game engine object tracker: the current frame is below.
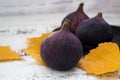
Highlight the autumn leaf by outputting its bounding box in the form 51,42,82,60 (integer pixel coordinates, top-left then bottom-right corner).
0,46,22,62
77,42,120,75
24,32,51,65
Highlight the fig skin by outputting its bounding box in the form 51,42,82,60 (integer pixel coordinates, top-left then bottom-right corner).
41,20,83,70
53,2,89,33
75,12,113,46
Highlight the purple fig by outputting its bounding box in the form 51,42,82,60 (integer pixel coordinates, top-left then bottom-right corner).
75,12,113,46
53,2,89,33
41,20,83,70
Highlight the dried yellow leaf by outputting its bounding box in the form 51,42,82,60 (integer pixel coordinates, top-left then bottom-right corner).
24,32,51,65
27,33,51,45
0,46,22,62
77,42,120,75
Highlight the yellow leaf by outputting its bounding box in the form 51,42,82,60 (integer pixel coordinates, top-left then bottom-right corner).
27,33,51,45
77,42,120,75
24,32,51,65
0,46,22,62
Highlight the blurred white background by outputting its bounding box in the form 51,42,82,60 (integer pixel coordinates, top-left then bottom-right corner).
0,0,120,36
0,0,120,16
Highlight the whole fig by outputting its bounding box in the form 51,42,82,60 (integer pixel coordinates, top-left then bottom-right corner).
75,12,113,46
41,20,83,70
53,2,89,33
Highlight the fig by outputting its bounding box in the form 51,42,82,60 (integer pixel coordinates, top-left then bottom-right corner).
53,2,89,33
41,20,83,70
75,12,113,47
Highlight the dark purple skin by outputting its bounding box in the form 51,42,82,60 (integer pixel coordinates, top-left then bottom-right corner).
83,25,120,53
41,22,83,70
53,2,89,33
75,12,113,46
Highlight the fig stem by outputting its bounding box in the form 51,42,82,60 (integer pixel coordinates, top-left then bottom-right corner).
77,2,84,12
61,19,70,31
97,12,102,17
